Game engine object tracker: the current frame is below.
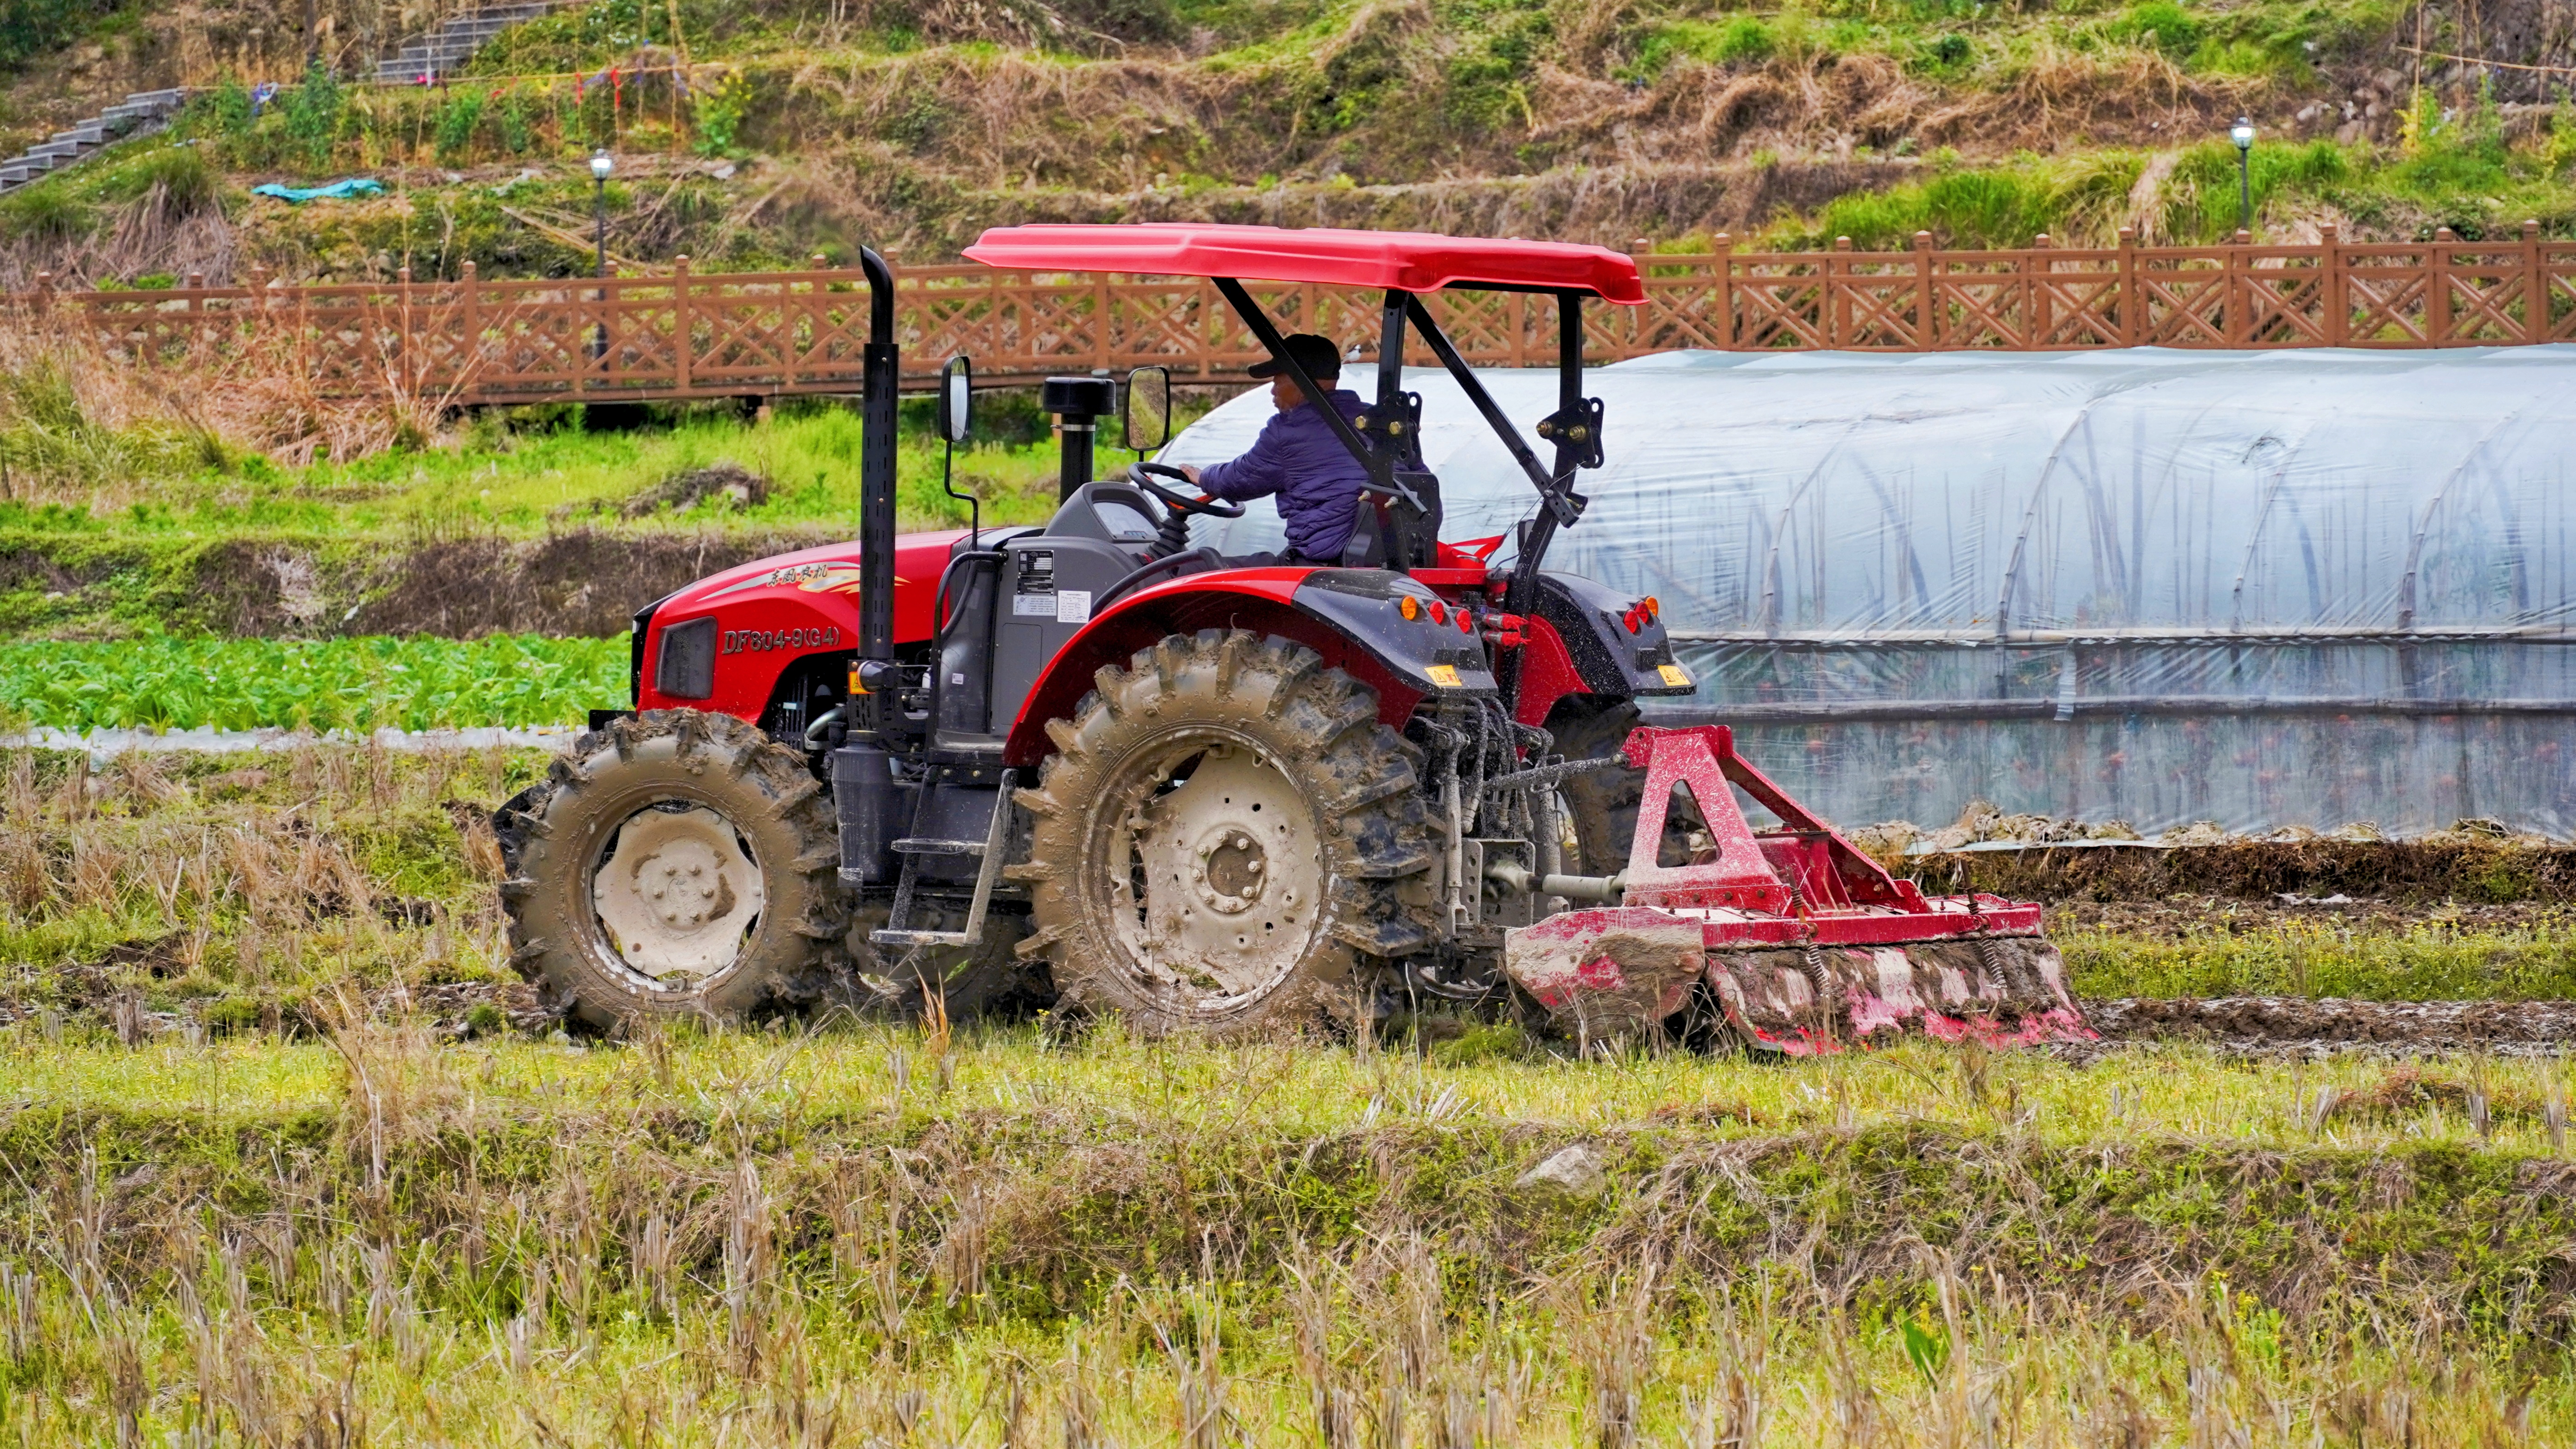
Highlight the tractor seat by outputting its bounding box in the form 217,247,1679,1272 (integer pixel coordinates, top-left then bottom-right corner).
1338,499,1389,568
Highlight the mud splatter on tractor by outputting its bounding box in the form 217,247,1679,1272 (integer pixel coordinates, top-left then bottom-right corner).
1503,725,2090,1053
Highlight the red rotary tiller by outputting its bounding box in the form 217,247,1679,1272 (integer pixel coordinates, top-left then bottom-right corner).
1502,725,2093,1054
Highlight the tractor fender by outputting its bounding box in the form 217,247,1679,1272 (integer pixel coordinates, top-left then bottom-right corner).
632,531,961,719
999,566,1493,767
1525,571,1696,707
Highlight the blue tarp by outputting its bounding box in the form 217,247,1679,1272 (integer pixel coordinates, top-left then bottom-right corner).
250,178,384,203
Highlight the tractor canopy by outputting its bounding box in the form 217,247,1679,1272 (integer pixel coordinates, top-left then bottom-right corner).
960,223,1648,303
960,223,1641,614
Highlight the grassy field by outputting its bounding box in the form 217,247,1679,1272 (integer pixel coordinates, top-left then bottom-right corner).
12,742,2576,1030
9,1021,2576,1444
10,745,2576,1441
8,397,1075,539
0,393,1116,643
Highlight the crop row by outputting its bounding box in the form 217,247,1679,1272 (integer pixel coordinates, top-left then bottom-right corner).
0,634,628,732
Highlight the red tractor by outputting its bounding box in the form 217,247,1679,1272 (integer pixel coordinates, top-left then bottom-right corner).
496,224,2089,1049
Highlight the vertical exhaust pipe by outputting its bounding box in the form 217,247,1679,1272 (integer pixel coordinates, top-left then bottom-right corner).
857,246,899,686
839,245,903,885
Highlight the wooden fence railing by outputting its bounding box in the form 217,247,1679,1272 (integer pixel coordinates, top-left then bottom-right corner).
29,222,2576,402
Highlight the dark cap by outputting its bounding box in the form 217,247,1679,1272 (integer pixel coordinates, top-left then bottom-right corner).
1246,332,1344,380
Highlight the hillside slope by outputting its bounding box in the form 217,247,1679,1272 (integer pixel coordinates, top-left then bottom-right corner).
0,0,2564,284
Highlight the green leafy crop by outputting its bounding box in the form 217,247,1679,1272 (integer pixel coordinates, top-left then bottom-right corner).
0,634,629,733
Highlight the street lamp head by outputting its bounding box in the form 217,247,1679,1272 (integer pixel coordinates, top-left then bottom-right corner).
590,150,615,181
2230,117,2255,150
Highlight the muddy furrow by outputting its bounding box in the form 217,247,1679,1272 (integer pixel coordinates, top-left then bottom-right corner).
2086,996,2576,1055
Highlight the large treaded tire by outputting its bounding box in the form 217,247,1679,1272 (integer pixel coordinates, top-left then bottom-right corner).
1010,629,1438,1037
496,709,845,1031
1551,699,1701,877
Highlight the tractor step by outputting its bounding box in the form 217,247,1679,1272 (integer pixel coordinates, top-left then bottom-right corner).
870,768,1018,954
870,929,974,948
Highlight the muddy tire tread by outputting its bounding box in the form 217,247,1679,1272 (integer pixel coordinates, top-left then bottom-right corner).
1016,629,1437,1036
498,708,845,1030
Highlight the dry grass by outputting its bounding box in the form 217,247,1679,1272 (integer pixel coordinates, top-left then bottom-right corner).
10,738,2576,1442
6,1017,2576,1444
0,743,533,1034
0,299,469,494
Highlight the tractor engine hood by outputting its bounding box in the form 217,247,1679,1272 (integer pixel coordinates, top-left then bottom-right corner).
632,530,962,715
657,530,966,644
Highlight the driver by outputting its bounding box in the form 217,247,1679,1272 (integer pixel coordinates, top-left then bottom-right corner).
1173,333,1370,566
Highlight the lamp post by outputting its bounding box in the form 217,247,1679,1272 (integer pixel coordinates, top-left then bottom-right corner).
2230,116,2255,237
589,149,613,361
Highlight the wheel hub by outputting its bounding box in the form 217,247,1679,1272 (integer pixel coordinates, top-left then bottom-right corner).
592,804,766,984
1195,826,1269,914
1110,740,1323,1010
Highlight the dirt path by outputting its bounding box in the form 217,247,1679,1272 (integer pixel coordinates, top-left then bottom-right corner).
2085,996,2576,1055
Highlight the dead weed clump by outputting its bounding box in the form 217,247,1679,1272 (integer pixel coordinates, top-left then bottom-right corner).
0,294,472,496
2327,1064,2541,1125
0,743,539,1035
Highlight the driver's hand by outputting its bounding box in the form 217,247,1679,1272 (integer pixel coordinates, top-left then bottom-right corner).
1177,464,1201,485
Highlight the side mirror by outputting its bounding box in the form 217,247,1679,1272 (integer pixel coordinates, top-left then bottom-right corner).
938,355,973,443
1121,365,1171,454
938,355,979,542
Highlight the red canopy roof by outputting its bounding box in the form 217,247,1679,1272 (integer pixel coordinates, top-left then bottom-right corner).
961,223,1646,305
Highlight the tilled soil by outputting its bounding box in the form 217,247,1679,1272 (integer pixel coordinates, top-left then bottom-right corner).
2048,895,2572,940
2084,995,2576,1056
1919,839,2576,905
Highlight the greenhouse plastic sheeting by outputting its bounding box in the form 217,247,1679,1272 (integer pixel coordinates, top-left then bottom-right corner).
1160,346,2576,837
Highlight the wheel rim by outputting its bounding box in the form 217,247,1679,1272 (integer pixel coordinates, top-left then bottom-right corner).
1094,731,1326,1016
589,803,766,987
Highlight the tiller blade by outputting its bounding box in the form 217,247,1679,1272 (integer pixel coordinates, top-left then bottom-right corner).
1504,726,2094,1055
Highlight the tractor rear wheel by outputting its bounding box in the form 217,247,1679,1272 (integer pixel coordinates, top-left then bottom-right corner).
1552,699,1703,876
496,709,845,1031
1012,630,1437,1036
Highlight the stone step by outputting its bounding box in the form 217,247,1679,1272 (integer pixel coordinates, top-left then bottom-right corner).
372,0,554,82
0,86,190,191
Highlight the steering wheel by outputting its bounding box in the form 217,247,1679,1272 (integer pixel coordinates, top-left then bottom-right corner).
1127,461,1246,520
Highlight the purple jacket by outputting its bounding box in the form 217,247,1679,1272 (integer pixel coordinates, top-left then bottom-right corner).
1197,389,1370,562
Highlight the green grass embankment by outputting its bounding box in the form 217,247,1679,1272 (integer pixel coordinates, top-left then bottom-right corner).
2065,916,2576,1001
3,1026,2575,1444
0,398,1085,641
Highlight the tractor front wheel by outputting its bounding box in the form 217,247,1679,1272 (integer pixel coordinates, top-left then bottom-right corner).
496,709,845,1031
1013,630,1437,1036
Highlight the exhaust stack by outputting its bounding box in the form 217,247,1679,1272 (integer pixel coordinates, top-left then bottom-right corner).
856,246,899,691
